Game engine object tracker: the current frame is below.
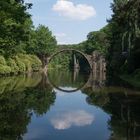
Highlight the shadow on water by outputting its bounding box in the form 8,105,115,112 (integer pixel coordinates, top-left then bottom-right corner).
0,70,140,140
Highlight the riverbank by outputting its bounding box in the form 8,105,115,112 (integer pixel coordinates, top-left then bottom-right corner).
120,70,140,88
0,54,42,76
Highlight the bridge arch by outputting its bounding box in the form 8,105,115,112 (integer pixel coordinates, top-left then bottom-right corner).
47,48,92,69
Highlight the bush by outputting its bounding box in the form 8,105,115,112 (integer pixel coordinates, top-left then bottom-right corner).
22,59,32,72
0,56,6,65
15,56,26,73
18,54,42,72
0,54,42,76
7,58,19,74
17,54,32,72
28,55,42,71
0,64,11,75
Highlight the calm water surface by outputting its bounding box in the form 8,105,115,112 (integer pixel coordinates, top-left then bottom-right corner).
0,70,140,140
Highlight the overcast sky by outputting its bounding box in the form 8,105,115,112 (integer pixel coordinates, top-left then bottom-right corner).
25,0,113,44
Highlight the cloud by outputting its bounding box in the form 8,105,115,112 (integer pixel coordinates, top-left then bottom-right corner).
54,33,67,44
52,0,96,20
54,33,73,44
55,33,67,38
51,110,94,130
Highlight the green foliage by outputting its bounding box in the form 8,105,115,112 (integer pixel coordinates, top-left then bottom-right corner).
0,54,42,75
22,59,31,72
35,25,57,56
85,25,111,54
27,55,42,71
0,0,57,75
0,64,11,75
7,58,19,74
0,0,44,75
0,0,32,56
0,55,6,65
18,54,42,72
49,52,73,69
107,0,140,77
0,56,11,75
15,56,26,73
26,25,57,66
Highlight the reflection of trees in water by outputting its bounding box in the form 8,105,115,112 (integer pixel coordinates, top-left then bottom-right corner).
84,87,140,140
48,69,89,89
0,73,42,94
0,74,56,140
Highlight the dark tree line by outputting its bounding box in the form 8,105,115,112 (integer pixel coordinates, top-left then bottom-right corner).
107,0,140,79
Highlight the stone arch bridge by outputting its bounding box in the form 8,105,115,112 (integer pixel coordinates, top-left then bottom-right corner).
45,48,106,74
44,48,106,91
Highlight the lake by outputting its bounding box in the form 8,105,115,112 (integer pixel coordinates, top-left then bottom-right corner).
0,69,140,140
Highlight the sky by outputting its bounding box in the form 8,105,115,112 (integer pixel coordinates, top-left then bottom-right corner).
25,0,113,44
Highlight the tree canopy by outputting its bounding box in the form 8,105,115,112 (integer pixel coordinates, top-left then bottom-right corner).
0,0,32,56
107,0,140,78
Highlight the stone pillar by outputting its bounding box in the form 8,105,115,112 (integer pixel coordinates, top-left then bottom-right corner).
103,61,106,80
93,62,97,80
99,57,103,82
73,68,79,82
74,55,80,69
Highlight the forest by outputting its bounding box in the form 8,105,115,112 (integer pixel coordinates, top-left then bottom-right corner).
0,0,140,86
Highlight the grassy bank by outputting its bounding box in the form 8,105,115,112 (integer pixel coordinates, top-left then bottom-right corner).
0,54,42,76
120,69,140,88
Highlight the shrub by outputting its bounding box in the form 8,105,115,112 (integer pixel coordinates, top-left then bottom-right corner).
17,54,32,72
7,58,19,74
18,54,42,72
28,55,42,71
0,54,42,75
22,59,32,72
0,55,6,65
15,56,26,73
0,64,11,75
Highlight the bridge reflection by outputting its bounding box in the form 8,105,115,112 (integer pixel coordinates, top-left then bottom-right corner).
43,49,107,92
44,66,106,93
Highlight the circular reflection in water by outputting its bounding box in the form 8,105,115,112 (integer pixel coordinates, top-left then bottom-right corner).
47,69,90,93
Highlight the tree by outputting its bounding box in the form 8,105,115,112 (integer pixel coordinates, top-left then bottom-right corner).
107,0,140,77
26,25,57,66
86,25,111,54
0,0,32,57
